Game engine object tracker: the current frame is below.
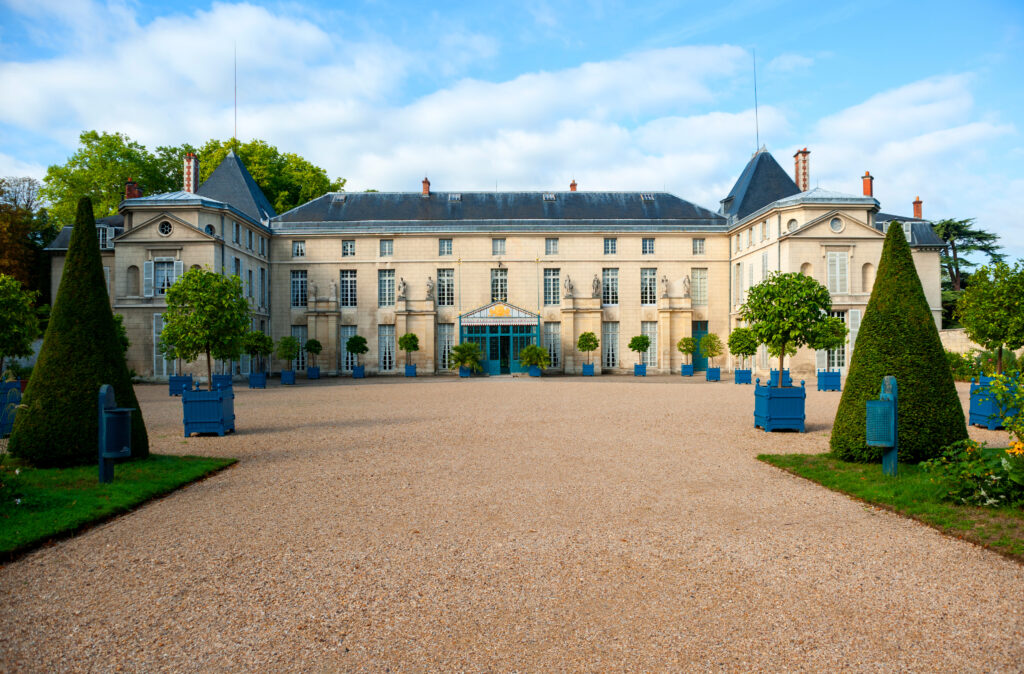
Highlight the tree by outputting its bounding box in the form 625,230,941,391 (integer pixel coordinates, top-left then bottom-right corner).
577,332,599,364
1,177,57,296
699,333,724,368
831,223,967,463
398,333,419,366
932,218,1003,292
740,272,847,386
9,197,148,467
304,339,323,368
677,337,696,364
727,328,757,369
955,261,1024,374
628,335,650,364
345,335,368,367
242,331,274,373
0,274,39,376
159,268,250,391
276,336,301,371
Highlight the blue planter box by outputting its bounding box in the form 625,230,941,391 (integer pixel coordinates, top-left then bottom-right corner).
681,364,694,377
352,366,365,379
706,367,721,382
969,376,1019,430
459,366,472,378
307,366,320,380
754,379,806,432
1,386,21,437
528,365,542,377
634,363,647,376
770,370,793,387
817,370,842,391
211,374,233,391
734,369,751,384
582,363,595,376
168,375,192,396
182,386,235,437
281,369,296,385
405,364,417,377
248,372,267,389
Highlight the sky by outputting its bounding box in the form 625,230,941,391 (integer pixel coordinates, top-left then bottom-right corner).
1,0,1022,259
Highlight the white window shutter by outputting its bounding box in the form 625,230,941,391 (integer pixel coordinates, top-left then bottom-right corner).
839,253,848,294
143,260,154,297
849,309,862,353
816,349,827,372
173,260,184,286
106,227,115,249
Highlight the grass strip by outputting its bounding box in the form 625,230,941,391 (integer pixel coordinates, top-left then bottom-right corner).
758,453,1024,562
0,454,236,561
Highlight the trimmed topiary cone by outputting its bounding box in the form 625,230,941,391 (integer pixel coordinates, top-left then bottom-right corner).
830,222,966,463
9,197,149,467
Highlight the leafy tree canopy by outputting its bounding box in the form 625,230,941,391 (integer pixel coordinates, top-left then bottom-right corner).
932,218,1003,292
699,333,724,367
727,328,757,368
676,336,696,364
956,261,1024,374
577,332,599,364
276,336,301,366
1,177,57,294
0,274,39,375
628,335,651,355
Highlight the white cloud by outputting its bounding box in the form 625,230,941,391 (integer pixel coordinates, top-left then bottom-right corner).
0,152,46,179
766,53,813,73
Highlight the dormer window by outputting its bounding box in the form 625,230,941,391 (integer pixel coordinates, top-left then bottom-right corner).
448,193,461,202
97,226,108,248
543,193,555,201
640,193,655,201
903,222,912,242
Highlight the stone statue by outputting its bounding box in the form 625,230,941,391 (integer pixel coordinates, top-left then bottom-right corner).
661,274,670,298
592,274,601,298
397,277,407,299
329,279,337,301
425,276,434,299
682,274,691,298
563,275,574,298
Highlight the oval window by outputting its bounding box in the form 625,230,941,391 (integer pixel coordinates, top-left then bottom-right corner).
830,217,843,232
158,221,172,236
205,224,216,235
787,219,798,232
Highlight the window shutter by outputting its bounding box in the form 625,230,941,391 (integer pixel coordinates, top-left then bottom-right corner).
849,309,862,353
173,260,184,286
816,348,827,372
143,260,154,297
838,253,848,294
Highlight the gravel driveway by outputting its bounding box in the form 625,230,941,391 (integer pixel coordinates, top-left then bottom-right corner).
1,376,1021,671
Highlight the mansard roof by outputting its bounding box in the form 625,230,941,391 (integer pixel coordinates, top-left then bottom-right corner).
271,191,727,233
875,212,945,248
197,150,276,223
719,148,801,223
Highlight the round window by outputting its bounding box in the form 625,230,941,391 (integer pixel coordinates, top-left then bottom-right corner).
158,221,172,236
787,219,797,231
830,217,843,232
205,224,215,235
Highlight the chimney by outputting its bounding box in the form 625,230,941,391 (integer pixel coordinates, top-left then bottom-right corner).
422,177,430,197
862,171,874,197
184,152,199,193
124,178,143,200
793,147,810,191
913,196,922,219
570,180,577,192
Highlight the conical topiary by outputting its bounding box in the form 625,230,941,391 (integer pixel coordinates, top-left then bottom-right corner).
830,223,966,463
9,197,149,467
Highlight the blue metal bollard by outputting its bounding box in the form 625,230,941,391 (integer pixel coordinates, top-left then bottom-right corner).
98,385,134,484
866,375,899,476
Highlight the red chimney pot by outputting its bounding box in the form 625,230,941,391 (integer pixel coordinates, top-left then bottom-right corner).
913,196,922,219
862,171,874,197
570,180,577,192
422,177,430,197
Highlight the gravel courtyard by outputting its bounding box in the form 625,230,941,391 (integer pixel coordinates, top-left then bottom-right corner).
1,376,1022,671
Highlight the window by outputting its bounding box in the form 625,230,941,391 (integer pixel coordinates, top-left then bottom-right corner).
544,268,560,305
232,257,241,279
545,238,558,255
602,268,618,305
342,240,355,257
448,193,461,201
259,236,265,255
340,270,357,308
152,314,176,377
748,262,754,290
103,266,110,295
827,311,847,370
437,269,454,306
290,270,307,307
292,240,305,257
642,238,655,255
830,217,843,233
761,221,767,240
340,325,357,372
247,268,253,298
747,229,753,247
205,224,215,236
762,252,769,281
642,321,657,367
154,260,175,296
543,193,556,201
787,219,798,232
437,324,454,370
691,268,708,305
247,230,253,249
491,268,507,302
439,238,452,256
640,268,657,305
827,251,849,294
693,238,705,255
259,268,266,306
127,265,140,296
734,263,743,304
291,325,308,369
233,222,240,244
379,324,396,372
492,238,506,255
380,239,393,257
903,222,912,242
640,193,655,201
378,269,395,306
543,322,561,368
604,237,617,255
602,322,619,368
735,235,740,252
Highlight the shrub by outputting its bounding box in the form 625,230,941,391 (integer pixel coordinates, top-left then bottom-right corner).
0,274,39,376
577,332,599,364
449,342,484,373
398,333,419,366
979,349,1020,375
727,328,757,369
831,222,967,463
628,335,650,364
276,336,300,369
922,439,1024,507
518,343,550,369
345,335,368,366
9,198,149,467
946,350,980,381
304,338,322,367
699,333,724,368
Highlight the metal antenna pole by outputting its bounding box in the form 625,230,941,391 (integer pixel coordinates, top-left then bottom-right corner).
753,48,760,150
234,42,238,144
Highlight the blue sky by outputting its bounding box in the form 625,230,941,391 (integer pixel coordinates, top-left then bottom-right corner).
1,0,1022,258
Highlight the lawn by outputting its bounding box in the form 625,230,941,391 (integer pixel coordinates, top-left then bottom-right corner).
0,454,236,560
759,453,1024,562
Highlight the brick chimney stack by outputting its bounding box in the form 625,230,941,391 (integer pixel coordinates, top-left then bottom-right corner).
793,147,810,191
570,180,577,192
184,152,199,193
124,178,143,200
422,177,430,197
913,196,922,219
862,171,874,197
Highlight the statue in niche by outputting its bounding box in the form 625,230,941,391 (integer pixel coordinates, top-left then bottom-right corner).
563,275,574,298
425,276,434,300
661,274,670,298
397,277,407,299
682,274,691,298
592,274,601,298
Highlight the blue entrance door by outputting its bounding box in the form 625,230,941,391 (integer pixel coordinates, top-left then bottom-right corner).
692,321,708,371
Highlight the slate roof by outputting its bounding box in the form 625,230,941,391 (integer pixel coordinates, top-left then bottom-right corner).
874,212,945,248
197,150,276,223
719,148,801,223
272,191,728,233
